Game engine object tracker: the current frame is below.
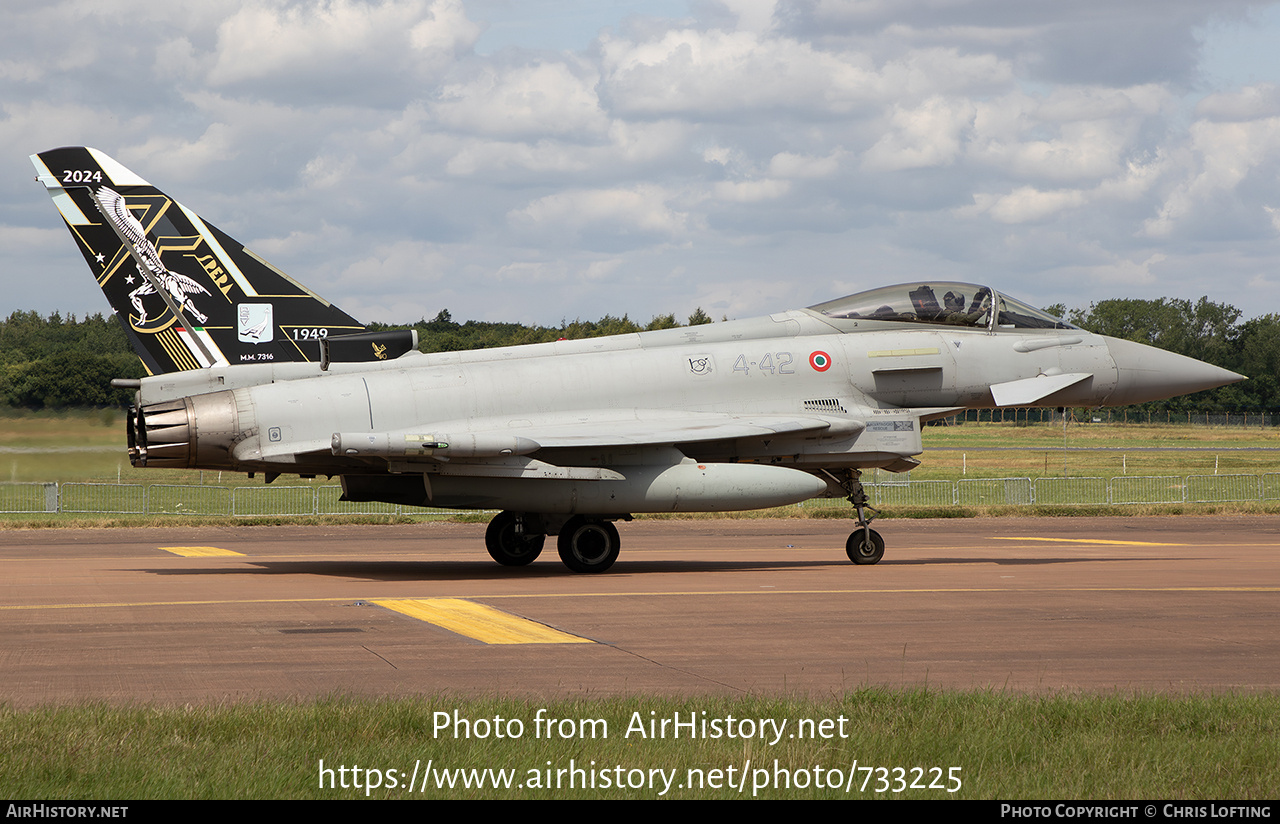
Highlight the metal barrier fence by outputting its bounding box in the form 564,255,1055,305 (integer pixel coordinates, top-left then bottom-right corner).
860,472,1280,507
1109,476,1185,505
6,474,1280,515
0,483,468,517
942,408,1276,427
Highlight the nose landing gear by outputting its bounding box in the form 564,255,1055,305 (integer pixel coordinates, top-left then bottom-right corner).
830,469,885,565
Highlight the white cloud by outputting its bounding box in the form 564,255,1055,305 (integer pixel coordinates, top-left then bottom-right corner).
875,47,1011,99
1266,205,1280,234
689,276,797,320
0,223,62,251
0,101,144,163
1144,116,1280,237
442,119,688,177
1093,154,1169,202
339,239,452,287
1087,253,1166,286
492,257,623,285
862,96,975,171
768,149,846,179
967,85,1174,182
127,123,238,181
509,184,694,241
599,27,879,116
720,0,779,34
961,186,1087,224
0,59,43,83
713,178,791,202
1196,83,1280,121
251,226,344,260
206,0,480,100
433,61,608,138
702,144,743,167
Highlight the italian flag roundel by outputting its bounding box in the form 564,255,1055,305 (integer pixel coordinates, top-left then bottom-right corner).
809,350,832,371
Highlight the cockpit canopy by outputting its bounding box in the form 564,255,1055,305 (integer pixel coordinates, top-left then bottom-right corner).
807,282,1076,331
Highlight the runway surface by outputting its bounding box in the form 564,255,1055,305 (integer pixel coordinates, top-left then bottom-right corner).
2,516,1278,704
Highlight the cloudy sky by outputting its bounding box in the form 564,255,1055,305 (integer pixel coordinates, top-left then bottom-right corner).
5,0,1280,327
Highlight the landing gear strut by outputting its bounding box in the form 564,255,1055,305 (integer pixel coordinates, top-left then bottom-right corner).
833,469,884,565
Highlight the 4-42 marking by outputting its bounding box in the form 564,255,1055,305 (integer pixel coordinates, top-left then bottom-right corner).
733,352,794,376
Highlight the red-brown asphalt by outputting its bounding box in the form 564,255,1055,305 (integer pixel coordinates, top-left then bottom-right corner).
2,516,1277,705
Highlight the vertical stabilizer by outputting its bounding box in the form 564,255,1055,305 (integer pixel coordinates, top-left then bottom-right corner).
31,146,366,374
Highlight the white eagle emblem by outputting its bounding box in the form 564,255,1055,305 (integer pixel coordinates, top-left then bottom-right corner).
95,186,210,325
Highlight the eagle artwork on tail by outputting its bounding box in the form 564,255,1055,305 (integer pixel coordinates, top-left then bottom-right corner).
93,186,210,325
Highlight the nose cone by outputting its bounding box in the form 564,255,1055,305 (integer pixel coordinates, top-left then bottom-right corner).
1104,337,1245,406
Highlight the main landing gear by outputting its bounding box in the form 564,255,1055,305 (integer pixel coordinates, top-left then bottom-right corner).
832,469,885,565
557,516,621,573
484,512,624,573
484,511,545,566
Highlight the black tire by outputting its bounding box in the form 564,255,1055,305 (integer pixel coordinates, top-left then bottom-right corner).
485,511,544,566
557,517,620,573
846,527,885,565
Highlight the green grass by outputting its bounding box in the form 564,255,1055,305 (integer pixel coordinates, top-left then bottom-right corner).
928,418,1280,448
4,413,1278,483
0,408,126,482
0,407,123,446
7,414,1279,484
2,691,1276,799
4,415,1280,522
917,421,1280,480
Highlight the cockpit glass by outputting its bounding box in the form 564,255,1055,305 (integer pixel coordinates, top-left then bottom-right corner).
807,283,1076,330
992,292,1075,329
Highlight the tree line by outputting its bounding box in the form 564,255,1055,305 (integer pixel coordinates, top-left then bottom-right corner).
0,311,145,408
1,299,1276,414
366,306,715,352
1049,298,1280,414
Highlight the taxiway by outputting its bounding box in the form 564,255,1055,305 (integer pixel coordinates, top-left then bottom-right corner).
1,516,1277,704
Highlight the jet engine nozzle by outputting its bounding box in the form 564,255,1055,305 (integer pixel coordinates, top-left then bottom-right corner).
128,390,243,468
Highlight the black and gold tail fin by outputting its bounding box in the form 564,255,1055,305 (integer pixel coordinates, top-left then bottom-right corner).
31,146,368,374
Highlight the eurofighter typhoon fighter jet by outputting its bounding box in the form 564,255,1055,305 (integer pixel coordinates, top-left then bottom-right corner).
31,147,1244,572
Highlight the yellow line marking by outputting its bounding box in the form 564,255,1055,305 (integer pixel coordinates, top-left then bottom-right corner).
160,546,245,557
0,597,342,611
5,586,1279,614
868,347,940,357
373,598,594,645
993,537,1183,546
